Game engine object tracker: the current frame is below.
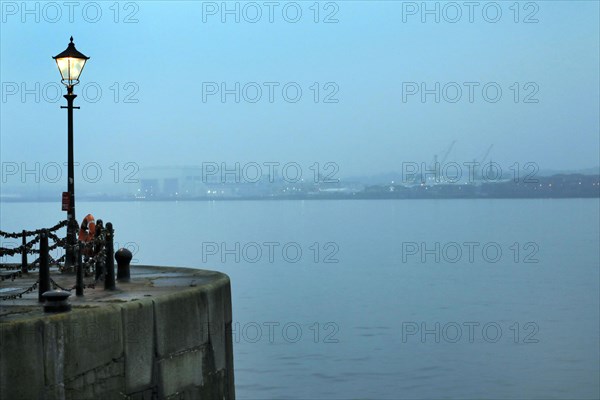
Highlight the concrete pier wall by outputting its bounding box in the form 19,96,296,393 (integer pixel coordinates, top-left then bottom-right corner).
0,266,234,399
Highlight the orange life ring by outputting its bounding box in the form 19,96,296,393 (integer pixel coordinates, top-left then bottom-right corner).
78,214,96,242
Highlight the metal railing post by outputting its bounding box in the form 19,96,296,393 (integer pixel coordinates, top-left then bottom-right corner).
104,223,116,290
76,242,84,296
38,230,50,302
21,230,27,274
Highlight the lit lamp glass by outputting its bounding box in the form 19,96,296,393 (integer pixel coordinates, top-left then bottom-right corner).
53,36,89,87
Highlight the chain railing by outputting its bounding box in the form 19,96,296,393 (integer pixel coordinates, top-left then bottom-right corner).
0,221,68,274
0,280,39,301
0,220,68,239
0,271,22,281
0,221,116,301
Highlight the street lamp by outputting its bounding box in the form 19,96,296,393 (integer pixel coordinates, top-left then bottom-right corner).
53,37,89,279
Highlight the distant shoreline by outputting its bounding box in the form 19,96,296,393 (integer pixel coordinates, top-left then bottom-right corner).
2,174,598,202
2,193,599,203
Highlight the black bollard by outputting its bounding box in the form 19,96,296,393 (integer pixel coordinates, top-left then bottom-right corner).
76,242,84,296
21,230,27,274
115,248,132,282
38,230,50,302
42,290,71,312
104,223,116,290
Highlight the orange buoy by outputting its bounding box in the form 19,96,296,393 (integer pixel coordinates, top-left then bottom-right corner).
78,214,96,242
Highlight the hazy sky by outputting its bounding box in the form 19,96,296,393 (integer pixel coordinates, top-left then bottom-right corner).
1,1,599,179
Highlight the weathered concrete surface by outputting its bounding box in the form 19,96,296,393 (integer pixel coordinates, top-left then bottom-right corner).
0,265,235,400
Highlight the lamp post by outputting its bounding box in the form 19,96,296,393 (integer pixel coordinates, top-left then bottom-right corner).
53,37,89,276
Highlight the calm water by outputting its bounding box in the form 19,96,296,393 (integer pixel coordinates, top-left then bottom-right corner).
1,199,599,399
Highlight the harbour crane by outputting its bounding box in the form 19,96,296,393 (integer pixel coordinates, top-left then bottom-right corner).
440,140,457,164
478,144,494,166
430,140,458,167
428,140,457,183
472,144,494,181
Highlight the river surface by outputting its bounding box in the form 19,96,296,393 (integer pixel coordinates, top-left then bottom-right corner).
1,199,599,399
